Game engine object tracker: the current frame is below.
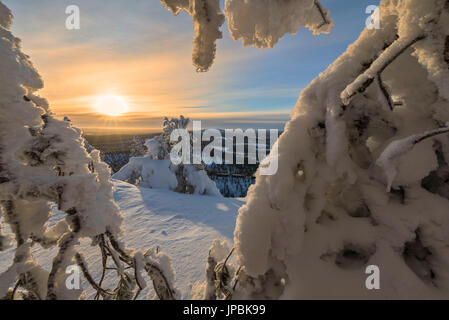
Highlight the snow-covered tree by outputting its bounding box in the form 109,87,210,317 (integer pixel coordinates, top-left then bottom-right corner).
228,0,449,299
160,0,333,72
0,1,178,300
114,116,221,196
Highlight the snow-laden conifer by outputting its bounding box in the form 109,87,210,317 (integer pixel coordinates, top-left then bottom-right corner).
231,0,449,299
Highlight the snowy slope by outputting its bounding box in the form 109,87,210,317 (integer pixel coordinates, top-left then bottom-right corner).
0,180,243,299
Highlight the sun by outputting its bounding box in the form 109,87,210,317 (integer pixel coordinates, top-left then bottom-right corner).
94,95,129,117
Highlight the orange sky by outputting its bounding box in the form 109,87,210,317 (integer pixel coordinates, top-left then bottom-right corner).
5,0,338,134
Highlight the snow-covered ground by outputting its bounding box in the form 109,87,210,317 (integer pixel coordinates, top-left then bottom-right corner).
0,180,243,299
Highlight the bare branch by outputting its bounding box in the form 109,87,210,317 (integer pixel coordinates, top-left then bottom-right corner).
377,73,394,110
341,35,426,105
414,127,449,144
105,231,133,264
106,231,177,300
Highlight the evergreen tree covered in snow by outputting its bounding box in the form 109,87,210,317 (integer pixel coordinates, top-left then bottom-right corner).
113,116,221,196
167,0,449,299
0,2,178,300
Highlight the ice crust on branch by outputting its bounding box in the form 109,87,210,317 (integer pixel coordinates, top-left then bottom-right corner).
160,0,333,71
228,0,449,299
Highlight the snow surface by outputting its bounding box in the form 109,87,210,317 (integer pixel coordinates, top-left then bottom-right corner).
0,180,243,299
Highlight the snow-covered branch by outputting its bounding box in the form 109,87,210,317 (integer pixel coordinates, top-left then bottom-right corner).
313,0,332,29
376,127,449,192
160,0,333,71
230,0,449,299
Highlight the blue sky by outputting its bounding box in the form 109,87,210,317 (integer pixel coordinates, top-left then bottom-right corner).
4,0,380,133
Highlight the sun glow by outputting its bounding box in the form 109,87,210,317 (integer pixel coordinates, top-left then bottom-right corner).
94,95,129,117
